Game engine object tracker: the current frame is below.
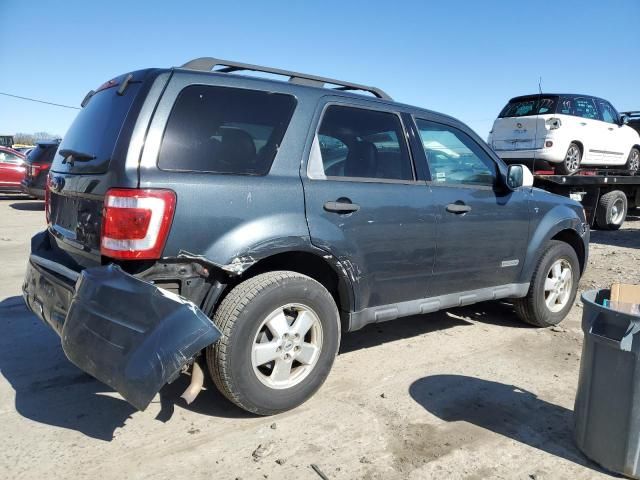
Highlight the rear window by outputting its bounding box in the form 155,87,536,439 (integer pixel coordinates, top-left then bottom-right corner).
158,85,297,175
51,81,142,173
27,144,57,165
499,97,558,118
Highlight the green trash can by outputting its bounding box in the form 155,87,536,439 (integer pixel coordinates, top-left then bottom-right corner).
574,289,640,478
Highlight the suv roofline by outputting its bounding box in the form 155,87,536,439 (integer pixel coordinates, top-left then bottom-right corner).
508,93,612,103
170,64,463,131
177,56,393,101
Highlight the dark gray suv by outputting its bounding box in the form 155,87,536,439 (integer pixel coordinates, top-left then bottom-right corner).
22,58,589,415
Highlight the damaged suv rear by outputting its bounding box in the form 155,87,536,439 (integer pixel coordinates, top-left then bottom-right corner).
23,58,589,415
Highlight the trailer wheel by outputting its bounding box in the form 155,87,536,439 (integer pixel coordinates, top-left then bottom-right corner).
556,143,581,175
207,271,340,415
595,190,627,230
626,147,640,174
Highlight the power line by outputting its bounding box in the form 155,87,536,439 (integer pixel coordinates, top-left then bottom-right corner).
0,92,80,110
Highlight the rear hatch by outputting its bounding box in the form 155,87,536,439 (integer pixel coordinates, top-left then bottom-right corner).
490,95,558,151
24,142,58,186
48,69,164,267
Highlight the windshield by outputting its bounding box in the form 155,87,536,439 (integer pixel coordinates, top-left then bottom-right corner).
499,97,558,118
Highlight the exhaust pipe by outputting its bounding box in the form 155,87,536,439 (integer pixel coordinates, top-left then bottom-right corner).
181,361,204,404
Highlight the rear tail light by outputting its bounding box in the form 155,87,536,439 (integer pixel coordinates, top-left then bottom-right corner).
45,175,51,224
545,117,562,130
100,189,176,260
30,163,49,174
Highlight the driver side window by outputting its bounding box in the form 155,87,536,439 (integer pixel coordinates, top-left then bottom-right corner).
415,119,497,187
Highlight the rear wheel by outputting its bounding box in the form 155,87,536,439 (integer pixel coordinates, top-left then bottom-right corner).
515,240,579,327
595,190,627,230
555,143,582,175
625,147,640,174
207,271,340,415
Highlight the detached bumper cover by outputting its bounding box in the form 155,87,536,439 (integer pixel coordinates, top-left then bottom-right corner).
23,232,221,411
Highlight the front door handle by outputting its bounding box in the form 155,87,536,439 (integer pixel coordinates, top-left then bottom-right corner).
446,203,472,214
608,127,615,131
324,199,360,214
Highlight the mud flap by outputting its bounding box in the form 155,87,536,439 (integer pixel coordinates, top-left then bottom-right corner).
61,264,220,411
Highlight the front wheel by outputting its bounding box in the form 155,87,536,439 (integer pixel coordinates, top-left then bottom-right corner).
207,271,340,415
514,240,579,327
555,143,582,175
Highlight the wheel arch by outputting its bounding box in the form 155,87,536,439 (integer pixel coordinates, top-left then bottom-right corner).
519,210,588,284
550,229,586,274
240,250,354,316
571,140,584,156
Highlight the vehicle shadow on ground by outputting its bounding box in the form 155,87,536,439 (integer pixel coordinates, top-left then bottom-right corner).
409,374,609,476
590,228,640,249
340,300,529,354
0,296,252,442
9,201,44,211
0,293,535,439
0,194,32,201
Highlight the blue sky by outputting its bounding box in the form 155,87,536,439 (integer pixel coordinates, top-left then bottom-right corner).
1,0,638,139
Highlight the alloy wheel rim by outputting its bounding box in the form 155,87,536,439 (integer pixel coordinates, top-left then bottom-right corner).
564,146,580,172
544,259,573,313
630,151,639,172
610,198,625,225
251,303,323,389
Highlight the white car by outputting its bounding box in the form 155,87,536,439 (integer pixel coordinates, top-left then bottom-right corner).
488,94,640,174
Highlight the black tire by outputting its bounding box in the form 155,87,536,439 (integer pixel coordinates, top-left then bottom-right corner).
625,147,640,174
555,142,582,175
595,190,627,231
514,240,580,327
207,271,340,415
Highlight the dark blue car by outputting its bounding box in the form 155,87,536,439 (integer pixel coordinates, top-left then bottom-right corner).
22,57,589,415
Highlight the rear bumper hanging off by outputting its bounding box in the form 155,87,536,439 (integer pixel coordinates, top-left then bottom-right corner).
23,231,221,410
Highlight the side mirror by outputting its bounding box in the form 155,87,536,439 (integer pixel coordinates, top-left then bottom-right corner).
507,164,534,189
620,115,629,126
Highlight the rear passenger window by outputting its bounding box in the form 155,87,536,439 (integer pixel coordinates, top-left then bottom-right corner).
158,85,296,175
558,97,599,120
416,119,497,187
316,105,413,181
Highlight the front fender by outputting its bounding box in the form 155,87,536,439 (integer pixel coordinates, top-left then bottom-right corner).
519,203,587,284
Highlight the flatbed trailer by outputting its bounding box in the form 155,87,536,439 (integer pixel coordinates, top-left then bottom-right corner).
534,168,640,230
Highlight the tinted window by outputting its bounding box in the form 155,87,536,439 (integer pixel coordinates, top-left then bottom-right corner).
499,97,557,117
316,105,413,180
416,119,497,187
52,82,142,173
597,100,618,124
557,97,599,119
158,85,296,175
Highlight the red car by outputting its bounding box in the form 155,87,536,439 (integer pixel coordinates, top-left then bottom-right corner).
0,146,27,193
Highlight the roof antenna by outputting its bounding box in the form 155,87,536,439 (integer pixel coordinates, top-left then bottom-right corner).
532,76,543,175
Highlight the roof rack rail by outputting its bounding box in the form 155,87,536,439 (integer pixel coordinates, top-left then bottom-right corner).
179,57,392,100
622,111,640,117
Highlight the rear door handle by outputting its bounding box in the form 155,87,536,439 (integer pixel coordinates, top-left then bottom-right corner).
446,203,472,214
324,199,360,214
608,127,615,131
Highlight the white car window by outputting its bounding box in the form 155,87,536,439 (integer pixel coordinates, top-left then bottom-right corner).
598,101,618,124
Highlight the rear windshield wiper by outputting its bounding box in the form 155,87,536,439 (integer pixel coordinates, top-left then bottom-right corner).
59,148,96,164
